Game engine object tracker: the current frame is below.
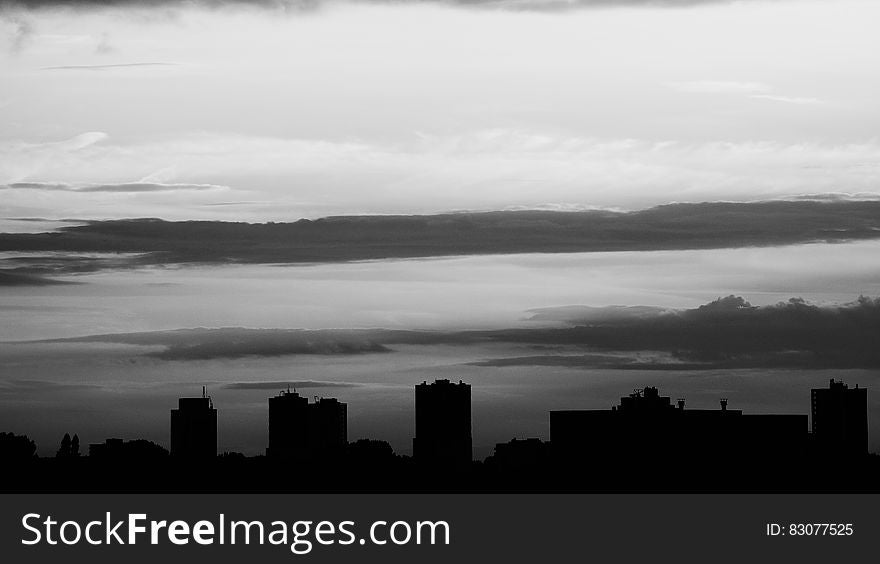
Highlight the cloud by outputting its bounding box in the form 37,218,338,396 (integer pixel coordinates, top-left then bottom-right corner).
3,129,880,220
41,62,178,70
1,181,226,192
80,182,223,192
57,131,108,151
782,192,880,203
0,270,79,285
225,380,361,390
0,0,757,13
749,94,824,105
4,13,31,51
0,379,99,393
46,328,394,360
25,295,880,369
0,131,109,183
497,295,880,369
1,200,879,273
668,81,824,106
666,80,771,94
94,32,113,54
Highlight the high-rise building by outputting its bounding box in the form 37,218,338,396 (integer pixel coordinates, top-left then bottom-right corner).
268,389,309,459
811,379,868,457
307,397,348,458
170,387,217,459
267,390,347,461
413,379,472,467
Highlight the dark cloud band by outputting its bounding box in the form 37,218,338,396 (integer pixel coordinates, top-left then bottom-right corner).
21,295,880,368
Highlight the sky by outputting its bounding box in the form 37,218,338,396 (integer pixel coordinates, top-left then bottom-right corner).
5,240,880,340
1,0,880,221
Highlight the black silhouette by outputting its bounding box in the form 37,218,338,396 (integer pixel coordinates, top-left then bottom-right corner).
811,379,868,457
55,433,73,458
2,379,877,493
0,432,36,462
88,438,168,460
414,379,472,468
267,389,347,461
170,387,217,459
485,438,550,473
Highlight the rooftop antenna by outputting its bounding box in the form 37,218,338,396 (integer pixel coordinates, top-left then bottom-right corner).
202,385,206,399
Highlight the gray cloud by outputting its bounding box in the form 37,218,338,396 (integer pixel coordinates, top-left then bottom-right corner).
1,201,878,272
494,295,880,369
2,181,225,192
0,379,100,393
46,328,395,360
0,270,79,285
94,32,114,54
5,14,30,51
27,296,880,369
225,380,361,390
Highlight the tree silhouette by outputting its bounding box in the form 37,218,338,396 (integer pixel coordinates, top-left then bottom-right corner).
0,432,37,462
71,434,80,457
56,433,72,458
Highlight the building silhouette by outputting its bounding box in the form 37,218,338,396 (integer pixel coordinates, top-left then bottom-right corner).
488,438,550,472
88,438,124,458
170,387,217,459
811,379,868,457
267,390,347,461
551,386,807,466
413,379,472,467
89,438,169,461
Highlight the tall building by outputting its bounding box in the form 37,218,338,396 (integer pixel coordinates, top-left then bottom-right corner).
170,387,217,459
267,390,347,461
307,397,348,458
413,379,472,467
811,379,868,457
268,389,309,459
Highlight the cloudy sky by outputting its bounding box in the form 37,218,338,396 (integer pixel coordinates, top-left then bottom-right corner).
1,0,879,221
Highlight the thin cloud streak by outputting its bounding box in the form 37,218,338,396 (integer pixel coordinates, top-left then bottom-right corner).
749,94,824,105
41,62,178,70
2,181,226,192
666,80,771,94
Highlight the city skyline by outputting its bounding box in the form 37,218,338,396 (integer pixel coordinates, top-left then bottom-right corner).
4,377,871,461
2,377,874,494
